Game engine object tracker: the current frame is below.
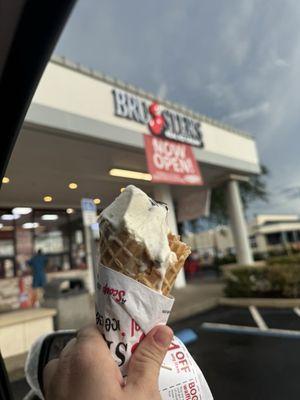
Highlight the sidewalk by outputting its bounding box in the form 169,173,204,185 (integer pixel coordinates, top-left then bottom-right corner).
170,280,224,323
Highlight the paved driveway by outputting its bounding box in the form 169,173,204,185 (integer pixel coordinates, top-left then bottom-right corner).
172,306,300,399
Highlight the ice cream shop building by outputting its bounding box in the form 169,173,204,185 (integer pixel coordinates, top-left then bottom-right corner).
0,56,260,307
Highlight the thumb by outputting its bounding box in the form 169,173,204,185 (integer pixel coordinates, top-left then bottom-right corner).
126,325,173,391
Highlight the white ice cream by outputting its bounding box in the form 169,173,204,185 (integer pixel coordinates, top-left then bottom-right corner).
100,185,176,278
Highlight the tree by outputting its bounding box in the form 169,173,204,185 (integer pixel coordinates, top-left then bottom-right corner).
210,165,269,224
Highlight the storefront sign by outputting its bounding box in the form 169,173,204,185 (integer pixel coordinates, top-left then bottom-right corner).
144,135,203,185
113,89,203,147
81,198,97,227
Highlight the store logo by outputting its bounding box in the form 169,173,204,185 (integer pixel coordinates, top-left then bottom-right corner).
101,283,127,304
148,102,165,136
112,89,203,147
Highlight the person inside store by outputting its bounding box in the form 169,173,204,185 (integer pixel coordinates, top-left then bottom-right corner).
43,324,173,400
27,249,48,307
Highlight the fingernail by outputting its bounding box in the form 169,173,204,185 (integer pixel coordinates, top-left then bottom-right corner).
153,326,173,348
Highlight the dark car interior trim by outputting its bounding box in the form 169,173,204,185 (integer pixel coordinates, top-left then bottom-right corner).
0,0,77,188
0,0,77,397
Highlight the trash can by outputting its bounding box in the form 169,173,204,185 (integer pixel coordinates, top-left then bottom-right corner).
43,278,92,330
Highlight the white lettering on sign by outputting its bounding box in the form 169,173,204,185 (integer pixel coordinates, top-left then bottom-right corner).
152,138,195,174
113,88,149,124
144,135,203,185
112,88,203,147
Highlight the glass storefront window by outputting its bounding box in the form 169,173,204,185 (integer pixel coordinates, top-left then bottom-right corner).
0,209,15,278
69,210,87,270
33,210,71,272
15,211,34,276
266,232,281,245
34,230,64,253
0,240,14,256
0,207,88,278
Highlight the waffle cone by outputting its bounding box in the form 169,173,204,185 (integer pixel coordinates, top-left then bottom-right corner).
162,233,191,296
99,218,190,295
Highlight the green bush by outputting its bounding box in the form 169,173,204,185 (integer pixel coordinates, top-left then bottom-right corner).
268,264,300,298
224,263,300,298
267,255,300,266
267,248,300,258
224,265,269,297
253,253,267,261
216,252,266,267
216,255,237,266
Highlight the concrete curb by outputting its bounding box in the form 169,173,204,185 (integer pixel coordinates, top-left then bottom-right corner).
219,297,300,308
169,298,219,323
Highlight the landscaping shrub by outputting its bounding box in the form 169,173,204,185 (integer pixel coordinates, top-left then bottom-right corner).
224,263,300,298
267,254,300,266
216,255,237,266
253,252,267,261
224,265,269,297
216,252,266,267
268,264,300,298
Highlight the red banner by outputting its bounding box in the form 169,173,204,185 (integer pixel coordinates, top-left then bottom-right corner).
144,135,203,185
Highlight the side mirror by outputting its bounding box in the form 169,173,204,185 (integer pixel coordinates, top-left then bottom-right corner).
26,331,77,398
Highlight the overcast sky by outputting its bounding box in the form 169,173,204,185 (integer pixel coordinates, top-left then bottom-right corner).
56,0,300,217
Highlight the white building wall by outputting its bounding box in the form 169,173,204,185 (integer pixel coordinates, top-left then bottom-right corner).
254,233,267,253
199,122,259,165
183,228,234,254
187,219,300,256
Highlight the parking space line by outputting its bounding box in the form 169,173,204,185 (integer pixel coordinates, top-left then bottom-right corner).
201,322,300,338
293,307,300,318
249,305,268,331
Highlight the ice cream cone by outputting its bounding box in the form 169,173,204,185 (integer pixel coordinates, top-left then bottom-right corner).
99,218,190,295
162,233,191,296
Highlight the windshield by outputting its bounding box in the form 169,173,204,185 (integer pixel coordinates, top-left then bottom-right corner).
1,2,300,400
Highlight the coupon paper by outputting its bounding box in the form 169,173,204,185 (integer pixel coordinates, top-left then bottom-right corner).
95,265,213,400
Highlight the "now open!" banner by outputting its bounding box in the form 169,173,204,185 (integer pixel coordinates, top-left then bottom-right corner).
144,135,203,186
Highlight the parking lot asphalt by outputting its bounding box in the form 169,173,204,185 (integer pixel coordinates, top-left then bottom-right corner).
177,328,300,400
259,307,300,330
10,305,300,400
171,306,300,400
